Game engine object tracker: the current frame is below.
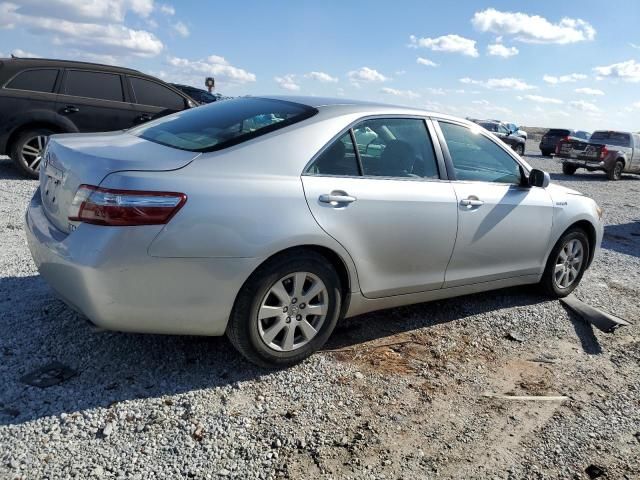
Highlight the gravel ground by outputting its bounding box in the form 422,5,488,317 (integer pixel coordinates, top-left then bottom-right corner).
1,142,639,480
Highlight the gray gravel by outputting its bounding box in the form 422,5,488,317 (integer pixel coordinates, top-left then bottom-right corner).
1,144,639,480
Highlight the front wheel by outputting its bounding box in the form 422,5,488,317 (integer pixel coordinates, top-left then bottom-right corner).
606,160,624,181
10,128,54,178
514,144,525,156
562,163,577,175
226,251,342,368
540,229,590,298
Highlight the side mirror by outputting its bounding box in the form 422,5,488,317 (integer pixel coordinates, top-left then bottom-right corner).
529,168,550,188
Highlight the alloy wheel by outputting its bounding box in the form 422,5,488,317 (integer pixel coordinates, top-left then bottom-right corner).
553,239,584,289
257,272,328,352
20,135,48,174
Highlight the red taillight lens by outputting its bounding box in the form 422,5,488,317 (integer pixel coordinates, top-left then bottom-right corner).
600,146,609,159
562,135,570,141
68,185,187,226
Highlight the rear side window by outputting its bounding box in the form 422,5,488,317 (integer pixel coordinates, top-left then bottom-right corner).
590,131,631,148
130,77,185,110
306,132,360,176
131,97,317,152
65,70,124,102
5,69,59,93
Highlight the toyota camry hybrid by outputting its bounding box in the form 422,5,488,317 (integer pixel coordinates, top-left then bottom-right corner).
25,96,604,367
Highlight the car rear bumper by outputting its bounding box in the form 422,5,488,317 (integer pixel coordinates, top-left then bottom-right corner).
25,189,256,336
560,158,606,170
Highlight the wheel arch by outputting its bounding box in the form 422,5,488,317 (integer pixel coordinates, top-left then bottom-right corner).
7,121,66,155
564,219,597,268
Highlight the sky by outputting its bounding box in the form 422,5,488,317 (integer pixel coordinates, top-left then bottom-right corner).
1,0,640,130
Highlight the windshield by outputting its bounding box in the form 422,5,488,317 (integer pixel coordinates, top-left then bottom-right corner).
589,131,631,148
130,97,317,152
546,129,570,137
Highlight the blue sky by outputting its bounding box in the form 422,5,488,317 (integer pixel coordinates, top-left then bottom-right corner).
2,0,640,130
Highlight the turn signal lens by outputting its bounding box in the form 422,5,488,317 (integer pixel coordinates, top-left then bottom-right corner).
68,185,187,226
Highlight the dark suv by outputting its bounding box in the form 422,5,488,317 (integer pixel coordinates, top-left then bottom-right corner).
474,120,526,155
539,129,590,157
0,57,196,177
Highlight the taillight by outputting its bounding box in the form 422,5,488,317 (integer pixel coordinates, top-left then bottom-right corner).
562,135,570,141
600,146,608,160
68,185,186,226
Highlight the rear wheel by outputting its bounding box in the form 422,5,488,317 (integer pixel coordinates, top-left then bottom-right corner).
540,149,552,157
10,128,54,178
562,163,577,175
606,160,624,181
226,251,342,368
540,229,589,298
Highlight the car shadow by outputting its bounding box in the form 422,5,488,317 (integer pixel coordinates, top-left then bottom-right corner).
603,221,640,258
0,157,29,181
0,275,588,426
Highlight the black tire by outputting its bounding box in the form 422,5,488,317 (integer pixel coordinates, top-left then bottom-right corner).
540,228,590,298
515,143,525,156
10,128,54,179
226,251,342,368
606,160,624,181
540,149,552,157
562,163,577,175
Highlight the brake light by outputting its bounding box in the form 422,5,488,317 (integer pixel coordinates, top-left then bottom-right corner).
68,185,187,226
562,135,570,141
600,146,609,160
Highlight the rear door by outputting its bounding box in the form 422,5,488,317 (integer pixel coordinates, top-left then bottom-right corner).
59,69,138,131
127,76,190,124
1,66,60,125
302,117,458,298
435,119,553,287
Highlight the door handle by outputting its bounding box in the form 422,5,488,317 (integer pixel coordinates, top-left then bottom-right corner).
460,197,484,207
63,105,79,114
319,193,357,205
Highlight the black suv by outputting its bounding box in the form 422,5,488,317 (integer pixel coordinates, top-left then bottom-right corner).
473,120,526,155
0,57,196,177
539,129,591,157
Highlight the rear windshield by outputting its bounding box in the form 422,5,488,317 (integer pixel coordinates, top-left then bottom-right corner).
546,129,570,136
589,131,631,148
131,97,317,152
479,122,497,131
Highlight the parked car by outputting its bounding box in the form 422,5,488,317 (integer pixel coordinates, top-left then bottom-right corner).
0,56,197,177
539,129,590,157
25,96,603,367
170,83,221,104
504,122,527,140
555,130,640,180
474,120,526,155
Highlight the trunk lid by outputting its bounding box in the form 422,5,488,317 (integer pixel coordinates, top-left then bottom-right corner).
40,131,199,233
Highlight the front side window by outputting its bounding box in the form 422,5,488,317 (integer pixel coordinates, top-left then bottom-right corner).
353,118,439,178
130,77,186,110
439,121,522,184
65,70,123,102
5,69,59,93
305,132,360,176
131,97,317,152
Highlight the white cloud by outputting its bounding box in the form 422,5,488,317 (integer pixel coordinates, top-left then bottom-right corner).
304,71,338,83
593,60,640,82
543,73,587,84
575,87,604,96
274,74,300,91
172,21,189,37
159,4,175,15
167,55,256,84
0,1,163,58
472,8,596,44
416,56,438,67
487,43,518,58
11,48,40,58
460,77,536,91
347,67,388,83
519,94,563,104
409,34,478,57
569,100,600,112
380,87,420,99
425,87,445,95
472,99,490,106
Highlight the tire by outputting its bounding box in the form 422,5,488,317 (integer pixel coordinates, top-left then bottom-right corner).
606,160,624,181
10,128,54,179
226,251,342,368
562,163,577,175
540,228,590,298
540,149,552,157
515,144,525,156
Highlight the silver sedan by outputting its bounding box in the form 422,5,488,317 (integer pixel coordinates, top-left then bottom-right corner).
25,96,604,367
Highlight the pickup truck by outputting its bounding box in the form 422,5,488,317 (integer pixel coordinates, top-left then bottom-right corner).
555,130,640,180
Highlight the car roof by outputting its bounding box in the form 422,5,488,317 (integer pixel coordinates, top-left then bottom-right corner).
0,57,143,76
260,95,462,121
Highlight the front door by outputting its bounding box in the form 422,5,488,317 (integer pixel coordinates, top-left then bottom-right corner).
435,120,554,287
302,117,458,298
